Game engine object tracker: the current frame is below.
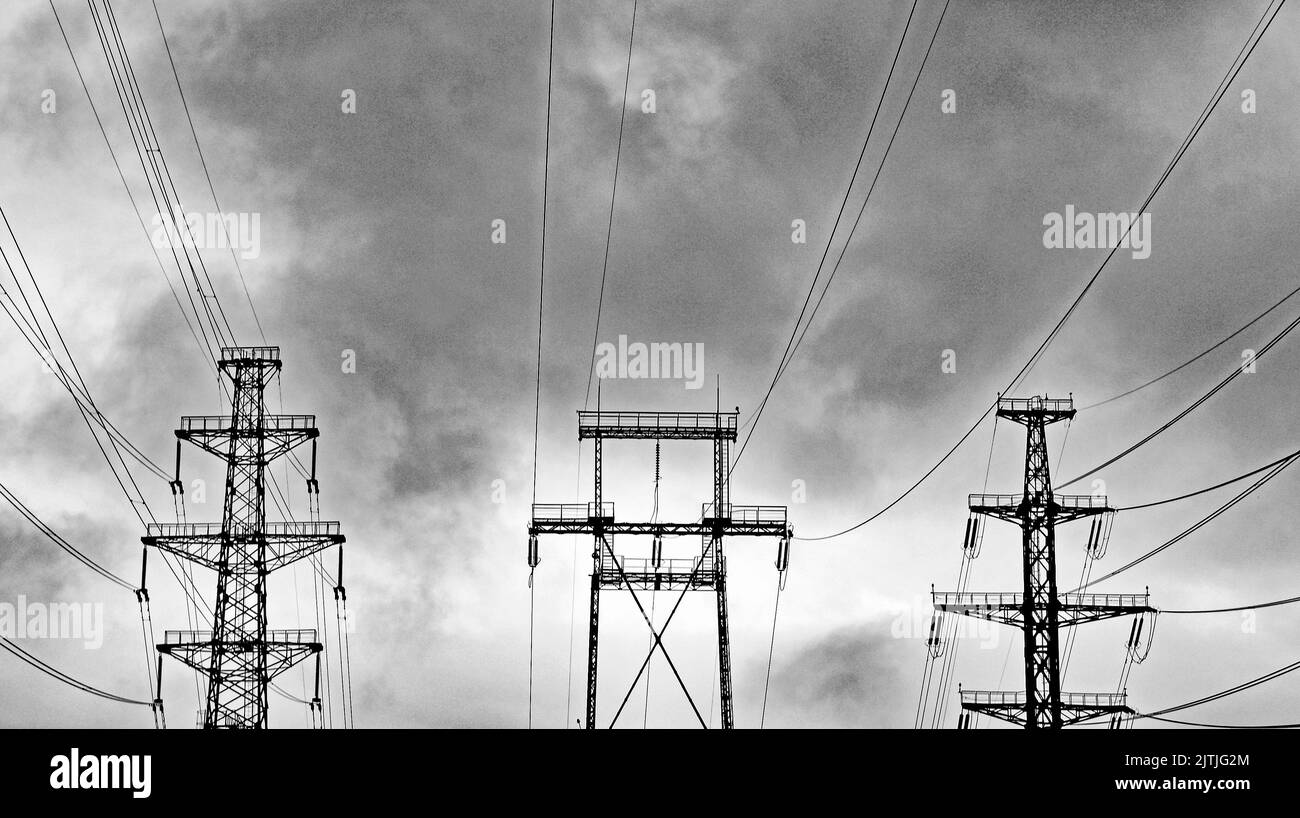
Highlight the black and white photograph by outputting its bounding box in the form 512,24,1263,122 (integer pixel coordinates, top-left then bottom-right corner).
0,0,1296,801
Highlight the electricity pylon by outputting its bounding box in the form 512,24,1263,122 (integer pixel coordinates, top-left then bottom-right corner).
143,346,344,728
935,395,1153,728
529,406,792,729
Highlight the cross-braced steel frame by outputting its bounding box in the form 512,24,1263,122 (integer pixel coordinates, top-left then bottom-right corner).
938,396,1152,729
143,347,344,728
530,409,791,729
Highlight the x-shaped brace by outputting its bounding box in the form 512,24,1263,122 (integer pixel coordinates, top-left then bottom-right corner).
602,534,719,729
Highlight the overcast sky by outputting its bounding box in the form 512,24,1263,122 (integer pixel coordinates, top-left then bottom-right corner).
2,0,1300,729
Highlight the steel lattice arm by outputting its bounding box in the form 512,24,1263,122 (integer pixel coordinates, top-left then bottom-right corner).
143,522,344,572
960,689,1132,727
933,591,1153,627
969,493,1112,524
530,503,791,538
158,629,320,684
176,414,319,461
577,410,738,441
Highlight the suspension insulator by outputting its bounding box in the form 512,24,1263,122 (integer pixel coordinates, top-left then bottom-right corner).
775,537,790,573
307,439,320,494
651,535,663,570
311,653,323,720
170,440,183,495
154,655,164,709
527,534,540,568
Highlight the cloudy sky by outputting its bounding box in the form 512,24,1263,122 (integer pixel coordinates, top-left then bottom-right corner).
1,0,1299,729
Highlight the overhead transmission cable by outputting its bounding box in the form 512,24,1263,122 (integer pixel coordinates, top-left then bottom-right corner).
582,0,638,412
799,0,1287,541
1078,452,1299,590
1055,308,1300,491
1079,280,1300,411
528,0,556,731
732,0,927,463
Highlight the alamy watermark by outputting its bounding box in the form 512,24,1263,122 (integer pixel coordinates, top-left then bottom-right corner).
0,596,104,649
594,334,705,390
1043,205,1151,259
150,211,261,259
891,595,999,649
50,748,151,798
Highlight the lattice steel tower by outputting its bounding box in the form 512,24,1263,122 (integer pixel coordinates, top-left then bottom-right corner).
529,406,792,729
143,346,344,728
934,395,1153,728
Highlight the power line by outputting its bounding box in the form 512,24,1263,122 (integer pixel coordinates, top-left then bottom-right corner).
0,208,170,483
1115,445,1300,511
528,0,556,732
0,480,134,591
1057,308,1300,491
733,0,926,465
47,0,213,373
1080,452,1299,590
1,636,152,708
150,0,267,344
1161,593,1300,615
801,0,1287,541
1141,656,1300,719
89,0,236,351
0,217,157,530
101,0,238,349
759,574,783,729
749,0,952,441
1143,714,1300,728
797,402,993,541
1009,0,1283,392
582,0,638,411
54,0,341,723
1079,280,1300,411
565,0,637,727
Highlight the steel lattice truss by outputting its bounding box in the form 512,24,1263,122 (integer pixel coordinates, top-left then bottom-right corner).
958,689,1132,727
145,347,344,729
530,409,791,729
938,396,1151,730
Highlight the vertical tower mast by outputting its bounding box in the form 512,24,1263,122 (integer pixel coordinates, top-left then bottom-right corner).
934,395,1154,728
144,346,345,728
531,406,791,729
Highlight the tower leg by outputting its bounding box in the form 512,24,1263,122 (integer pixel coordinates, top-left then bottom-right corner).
585,535,601,730
715,542,734,729
1019,414,1064,730
587,434,603,730
205,358,272,728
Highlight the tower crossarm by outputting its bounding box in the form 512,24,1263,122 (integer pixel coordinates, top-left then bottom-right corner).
158,629,320,682
529,502,614,535
960,689,1132,727
598,556,720,591
143,522,344,572
995,396,1076,424
934,591,1153,627
530,503,790,538
577,410,738,441
968,492,1112,523
219,346,282,365
176,414,319,461
531,402,784,729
